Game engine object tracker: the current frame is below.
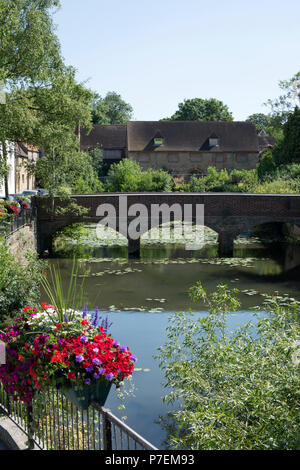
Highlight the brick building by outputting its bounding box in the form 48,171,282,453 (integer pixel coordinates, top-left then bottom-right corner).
15,142,40,194
79,121,269,179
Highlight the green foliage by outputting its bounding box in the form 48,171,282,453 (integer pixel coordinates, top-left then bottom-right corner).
281,106,300,163
265,71,300,129
0,0,62,85
257,149,277,181
246,113,272,133
258,107,300,174
0,1,94,198
189,175,206,192
165,98,233,122
157,283,300,450
91,91,133,125
189,167,232,192
105,159,173,192
88,146,110,179
41,258,86,323
35,148,103,195
0,240,44,326
105,159,142,192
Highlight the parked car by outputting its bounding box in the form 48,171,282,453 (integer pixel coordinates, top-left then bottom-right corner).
21,190,39,197
37,188,48,196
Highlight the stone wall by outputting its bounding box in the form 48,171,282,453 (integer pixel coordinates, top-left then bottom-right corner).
33,193,300,257
6,224,36,264
128,151,259,176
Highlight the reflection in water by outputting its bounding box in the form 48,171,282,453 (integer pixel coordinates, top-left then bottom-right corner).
43,224,300,448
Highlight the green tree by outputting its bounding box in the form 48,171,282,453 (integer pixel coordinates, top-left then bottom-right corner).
0,0,63,196
164,98,233,121
91,92,133,125
265,106,300,167
157,283,300,450
246,113,272,133
0,1,96,198
265,71,300,130
281,106,300,163
105,159,173,192
105,159,142,192
0,0,62,85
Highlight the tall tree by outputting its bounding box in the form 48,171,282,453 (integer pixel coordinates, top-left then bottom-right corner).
264,71,300,130
91,92,133,125
163,98,233,122
0,0,62,84
0,0,63,196
246,113,272,133
0,0,95,198
273,106,300,165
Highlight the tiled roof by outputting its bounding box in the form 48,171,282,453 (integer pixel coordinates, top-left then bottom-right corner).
80,125,127,150
127,121,259,152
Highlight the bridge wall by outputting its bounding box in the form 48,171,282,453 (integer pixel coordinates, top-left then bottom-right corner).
32,194,300,257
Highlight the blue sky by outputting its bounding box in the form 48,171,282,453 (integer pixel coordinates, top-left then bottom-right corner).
54,0,300,121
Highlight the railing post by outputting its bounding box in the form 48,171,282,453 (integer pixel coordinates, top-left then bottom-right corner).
6,393,10,415
102,411,112,450
27,403,35,450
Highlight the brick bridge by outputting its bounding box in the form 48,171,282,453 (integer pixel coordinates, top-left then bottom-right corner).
32,193,300,258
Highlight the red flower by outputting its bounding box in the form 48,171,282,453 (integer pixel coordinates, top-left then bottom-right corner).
68,372,75,381
18,355,24,362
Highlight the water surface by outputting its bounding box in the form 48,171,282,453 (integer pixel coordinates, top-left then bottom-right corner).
44,224,300,448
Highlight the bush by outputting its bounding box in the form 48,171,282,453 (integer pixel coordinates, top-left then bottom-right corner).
257,150,277,181
189,175,206,192
157,283,300,450
0,241,44,326
230,169,258,192
204,167,231,191
105,159,173,192
255,178,298,194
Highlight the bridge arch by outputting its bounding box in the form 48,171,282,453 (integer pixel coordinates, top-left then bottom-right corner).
33,193,300,258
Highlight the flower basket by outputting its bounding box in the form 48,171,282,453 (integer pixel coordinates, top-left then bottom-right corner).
0,304,137,407
62,380,112,410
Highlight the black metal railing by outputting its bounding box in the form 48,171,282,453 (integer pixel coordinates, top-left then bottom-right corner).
0,208,33,237
0,384,157,451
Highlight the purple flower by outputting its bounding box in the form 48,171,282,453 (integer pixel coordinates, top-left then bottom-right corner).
82,306,88,319
85,366,94,372
84,378,91,385
98,368,106,375
93,373,100,379
75,355,84,363
120,346,127,353
106,373,114,382
80,336,88,344
92,358,101,366
113,341,120,348
130,355,138,362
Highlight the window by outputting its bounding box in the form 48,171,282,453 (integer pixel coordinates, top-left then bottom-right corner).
236,155,248,163
190,155,202,163
139,155,150,163
168,154,179,163
216,155,224,163
209,138,219,147
154,138,164,146
103,149,122,160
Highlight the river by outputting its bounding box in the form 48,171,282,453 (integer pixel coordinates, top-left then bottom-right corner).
44,223,300,449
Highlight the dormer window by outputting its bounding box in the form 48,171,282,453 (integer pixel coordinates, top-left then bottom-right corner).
209,137,219,147
154,137,164,147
